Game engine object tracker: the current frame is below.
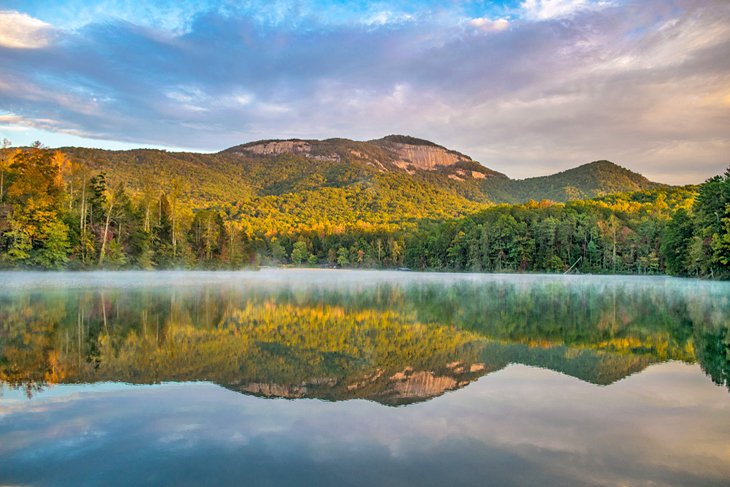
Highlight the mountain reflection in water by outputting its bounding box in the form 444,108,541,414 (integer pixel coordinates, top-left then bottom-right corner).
2,270,728,404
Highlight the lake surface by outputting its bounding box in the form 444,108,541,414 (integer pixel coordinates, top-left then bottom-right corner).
1,270,729,486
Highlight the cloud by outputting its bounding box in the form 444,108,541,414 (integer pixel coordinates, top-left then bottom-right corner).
468,17,510,32
519,0,612,21
364,10,415,26
0,10,54,48
0,113,26,125
0,1,728,183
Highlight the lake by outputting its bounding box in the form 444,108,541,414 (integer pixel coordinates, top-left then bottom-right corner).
1,270,729,486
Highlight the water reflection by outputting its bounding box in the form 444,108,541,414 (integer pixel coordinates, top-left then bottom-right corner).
1,270,728,403
2,364,730,487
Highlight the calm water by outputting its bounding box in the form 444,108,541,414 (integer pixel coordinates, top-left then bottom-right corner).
1,270,729,486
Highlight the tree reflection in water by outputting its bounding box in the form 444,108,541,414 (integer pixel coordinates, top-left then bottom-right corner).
1,273,728,403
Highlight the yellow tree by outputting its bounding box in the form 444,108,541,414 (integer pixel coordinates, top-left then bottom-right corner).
221,203,244,266
50,151,73,210
98,185,116,265
139,180,157,232
168,177,188,258
5,147,70,267
0,138,12,203
597,214,621,272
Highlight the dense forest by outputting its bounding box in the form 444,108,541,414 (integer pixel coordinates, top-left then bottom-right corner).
0,143,728,278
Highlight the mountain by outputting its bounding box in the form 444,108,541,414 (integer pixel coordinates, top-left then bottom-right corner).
10,135,663,244
0,136,718,275
58,135,661,210
58,141,486,236
484,160,664,204
225,135,506,180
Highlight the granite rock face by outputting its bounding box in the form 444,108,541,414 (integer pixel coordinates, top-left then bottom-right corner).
228,134,498,179
384,142,472,171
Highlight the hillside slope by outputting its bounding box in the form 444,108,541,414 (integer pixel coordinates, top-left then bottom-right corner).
1,139,714,275
59,140,490,235
57,137,661,213
482,160,663,203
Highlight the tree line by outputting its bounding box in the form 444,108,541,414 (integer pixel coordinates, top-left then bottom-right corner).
404,177,729,279
0,144,727,278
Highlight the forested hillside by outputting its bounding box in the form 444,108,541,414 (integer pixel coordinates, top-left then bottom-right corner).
55,136,659,208
482,160,664,203
0,140,727,277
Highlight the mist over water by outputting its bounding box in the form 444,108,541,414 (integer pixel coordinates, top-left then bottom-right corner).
4,268,730,289
1,270,729,486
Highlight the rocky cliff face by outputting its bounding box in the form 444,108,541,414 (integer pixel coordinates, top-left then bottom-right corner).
240,140,311,156
234,140,342,162
373,137,502,179
226,135,500,180
382,142,472,171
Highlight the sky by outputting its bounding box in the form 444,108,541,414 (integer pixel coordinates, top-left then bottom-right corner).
0,0,728,183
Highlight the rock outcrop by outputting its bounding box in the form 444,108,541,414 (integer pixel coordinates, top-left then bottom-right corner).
386,142,472,171
225,135,500,180
235,139,342,162
372,135,474,172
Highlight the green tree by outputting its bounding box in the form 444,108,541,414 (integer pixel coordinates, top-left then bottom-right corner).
661,208,694,275
0,139,12,202
290,240,308,265
270,237,287,264
32,220,70,269
691,168,730,277
336,246,349,267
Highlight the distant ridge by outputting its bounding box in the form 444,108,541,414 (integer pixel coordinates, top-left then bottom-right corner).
483,159,664,203
42,136,662,212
